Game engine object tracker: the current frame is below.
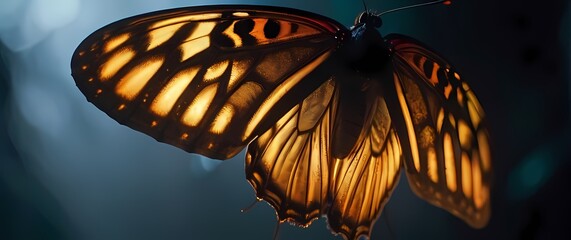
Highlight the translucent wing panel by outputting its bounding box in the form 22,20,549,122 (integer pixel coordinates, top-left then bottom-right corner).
247,77,403,240
71,6,344,159
245,79,336,226
327,96,402,240
387,34,491,228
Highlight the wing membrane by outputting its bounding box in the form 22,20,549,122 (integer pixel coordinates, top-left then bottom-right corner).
387,34,491,228
246,76,403,240
245,79,337,226
327,94,402,240
71,5,345,159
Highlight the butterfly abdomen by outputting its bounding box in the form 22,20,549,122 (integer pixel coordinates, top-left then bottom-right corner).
330,79,370,159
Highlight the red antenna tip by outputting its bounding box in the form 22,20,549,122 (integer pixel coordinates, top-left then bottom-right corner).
443,1,452,5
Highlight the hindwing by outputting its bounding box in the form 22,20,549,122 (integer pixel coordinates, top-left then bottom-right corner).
246,78,337,226
387,34,492,228
246,77,403,240
327,91,402,240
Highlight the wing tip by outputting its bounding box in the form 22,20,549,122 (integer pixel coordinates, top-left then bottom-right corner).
406,175,491,229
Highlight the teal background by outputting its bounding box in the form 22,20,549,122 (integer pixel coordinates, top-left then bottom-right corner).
1,0,569,239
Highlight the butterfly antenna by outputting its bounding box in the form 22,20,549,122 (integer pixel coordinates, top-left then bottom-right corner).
378,0,451,16
240,198,260,213
362,0,369,12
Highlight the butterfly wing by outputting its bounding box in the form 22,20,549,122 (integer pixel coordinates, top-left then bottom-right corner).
247,64,404,240
71,5,346,159
327,87,402,240
246,78,337,226
386,34,491,227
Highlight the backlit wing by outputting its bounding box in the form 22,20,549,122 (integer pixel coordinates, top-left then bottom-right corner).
386,34,492,228
71,5,345,159
327,93,402,240
247,77,403,240
246,78,336,226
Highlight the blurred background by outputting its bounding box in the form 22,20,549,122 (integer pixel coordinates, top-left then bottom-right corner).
1,0,569,239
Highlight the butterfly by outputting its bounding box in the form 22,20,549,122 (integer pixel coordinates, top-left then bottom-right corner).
71,1,491,239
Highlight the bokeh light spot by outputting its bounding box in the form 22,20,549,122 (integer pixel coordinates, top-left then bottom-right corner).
508,146,556,200
29,0,80,32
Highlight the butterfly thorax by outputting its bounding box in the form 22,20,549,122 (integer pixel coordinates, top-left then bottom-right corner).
343,12,391,76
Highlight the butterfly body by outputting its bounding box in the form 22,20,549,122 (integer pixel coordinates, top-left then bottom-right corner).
72,5,491,240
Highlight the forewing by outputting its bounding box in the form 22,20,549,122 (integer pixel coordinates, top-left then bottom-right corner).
327,90,402,240
246,78,336,226
387,34,491,228
71,5,345,159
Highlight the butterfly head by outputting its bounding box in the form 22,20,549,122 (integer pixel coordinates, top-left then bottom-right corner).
350,11,385,44
354,11,382,28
